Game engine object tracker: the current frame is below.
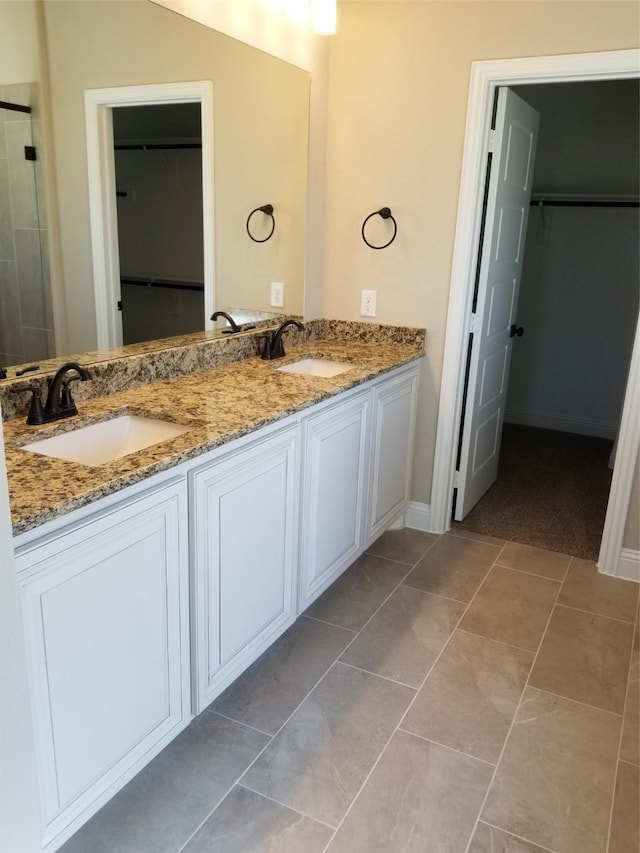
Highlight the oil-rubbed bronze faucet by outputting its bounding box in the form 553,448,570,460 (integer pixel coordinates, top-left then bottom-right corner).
261,319,305,360
27,362,91,425
211,311,241,333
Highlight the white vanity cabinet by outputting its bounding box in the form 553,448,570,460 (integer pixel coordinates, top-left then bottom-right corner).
190,422,300,714
12,356,421,852
366,364,420,547
298,390,370,609
15,477,190,852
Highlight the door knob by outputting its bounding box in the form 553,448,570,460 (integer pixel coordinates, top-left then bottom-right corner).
509,324,524,338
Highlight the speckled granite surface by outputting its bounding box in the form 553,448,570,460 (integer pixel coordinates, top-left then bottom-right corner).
1,326,281,421
0,318,424,422
6,331,424,536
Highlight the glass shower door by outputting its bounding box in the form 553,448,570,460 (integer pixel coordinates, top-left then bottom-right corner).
0,85,53,372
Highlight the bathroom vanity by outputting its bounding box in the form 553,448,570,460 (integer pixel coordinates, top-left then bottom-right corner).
5,327,422,851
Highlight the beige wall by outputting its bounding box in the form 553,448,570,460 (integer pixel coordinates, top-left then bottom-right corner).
43,0,309,353
0,0,41,82
322,2,640,520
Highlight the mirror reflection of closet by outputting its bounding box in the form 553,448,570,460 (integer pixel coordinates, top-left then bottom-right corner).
113,102,205,346
0,84,54,369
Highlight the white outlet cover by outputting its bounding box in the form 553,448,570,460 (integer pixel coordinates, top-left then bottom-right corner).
271,282,284,308
361,289,377,317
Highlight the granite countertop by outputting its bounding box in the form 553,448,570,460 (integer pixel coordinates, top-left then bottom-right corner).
5,338,423,536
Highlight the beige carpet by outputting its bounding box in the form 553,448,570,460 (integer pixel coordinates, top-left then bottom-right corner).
453,423,614,561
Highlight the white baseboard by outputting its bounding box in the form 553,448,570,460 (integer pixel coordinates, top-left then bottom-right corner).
404,501,431,532
616,549,640,583
505,407,617,440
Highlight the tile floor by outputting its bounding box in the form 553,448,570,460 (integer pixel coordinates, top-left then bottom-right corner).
60,529,639,853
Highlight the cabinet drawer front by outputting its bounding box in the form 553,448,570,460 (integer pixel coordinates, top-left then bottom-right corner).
191,426,299,711
17,483,188,835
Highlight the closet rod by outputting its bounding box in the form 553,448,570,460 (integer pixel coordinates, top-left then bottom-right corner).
120,276,204,293
114,142,201,151
530,195,639,208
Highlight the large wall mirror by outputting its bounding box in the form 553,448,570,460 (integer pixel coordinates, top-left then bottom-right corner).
0,0,309,377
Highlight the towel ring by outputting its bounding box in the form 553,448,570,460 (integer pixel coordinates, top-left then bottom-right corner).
247,203,275,243
361,207,397,250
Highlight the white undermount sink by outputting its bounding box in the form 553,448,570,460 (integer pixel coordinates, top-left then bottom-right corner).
277,358,355,378
21,415,191,467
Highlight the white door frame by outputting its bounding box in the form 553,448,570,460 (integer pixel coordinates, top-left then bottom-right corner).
430,49,640,578
85,81,215,349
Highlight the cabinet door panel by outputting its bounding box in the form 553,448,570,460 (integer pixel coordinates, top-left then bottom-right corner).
299,394,369,609
42,524,171,810
219,455,289,663
17,481,189,845
191,426,299,712
367,368,419,545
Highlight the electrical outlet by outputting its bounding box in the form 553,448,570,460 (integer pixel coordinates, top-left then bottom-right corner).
270,282,284,308
360,289,377,317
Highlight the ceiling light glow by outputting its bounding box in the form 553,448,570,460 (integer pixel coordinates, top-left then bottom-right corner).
310,0,336,35
260,0,336,35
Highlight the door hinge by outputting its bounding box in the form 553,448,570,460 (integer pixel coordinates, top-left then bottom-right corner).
470,313,481,334
454,470,464,489
24,145,36,161
488,128,501,154
117,300,122,312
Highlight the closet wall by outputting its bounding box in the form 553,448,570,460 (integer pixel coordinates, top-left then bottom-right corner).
506,81,640,439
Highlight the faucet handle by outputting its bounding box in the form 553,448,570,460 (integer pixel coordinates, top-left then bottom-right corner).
261,335,274,360
60,380,76,412
26,386,45,426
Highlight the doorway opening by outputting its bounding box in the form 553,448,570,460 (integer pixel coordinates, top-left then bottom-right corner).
85,81,214,350
452,78,639,561
112,103,204,345
430,50,640,578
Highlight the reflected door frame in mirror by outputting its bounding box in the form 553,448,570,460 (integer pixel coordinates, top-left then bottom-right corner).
85,81,215,349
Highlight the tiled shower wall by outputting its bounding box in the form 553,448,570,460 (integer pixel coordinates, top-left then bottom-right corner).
0,82,54,368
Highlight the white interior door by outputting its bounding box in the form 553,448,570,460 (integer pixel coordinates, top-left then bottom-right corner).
454,88,539,521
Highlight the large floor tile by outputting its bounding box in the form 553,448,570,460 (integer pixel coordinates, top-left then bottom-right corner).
242,662,414,827
327,730,493,853
558,558,639,622
340,585,465,687
58,715,268,853
469,822,553,852
608,760,639,853
496,541,570,581
211,617,355,734
401,630,533,763
402,535,500,603
482,687,621,853
620,649,639,765
183,785,332,853
304,553,408,632
529,605,634,714
366,527,439,565
459,565,559,651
